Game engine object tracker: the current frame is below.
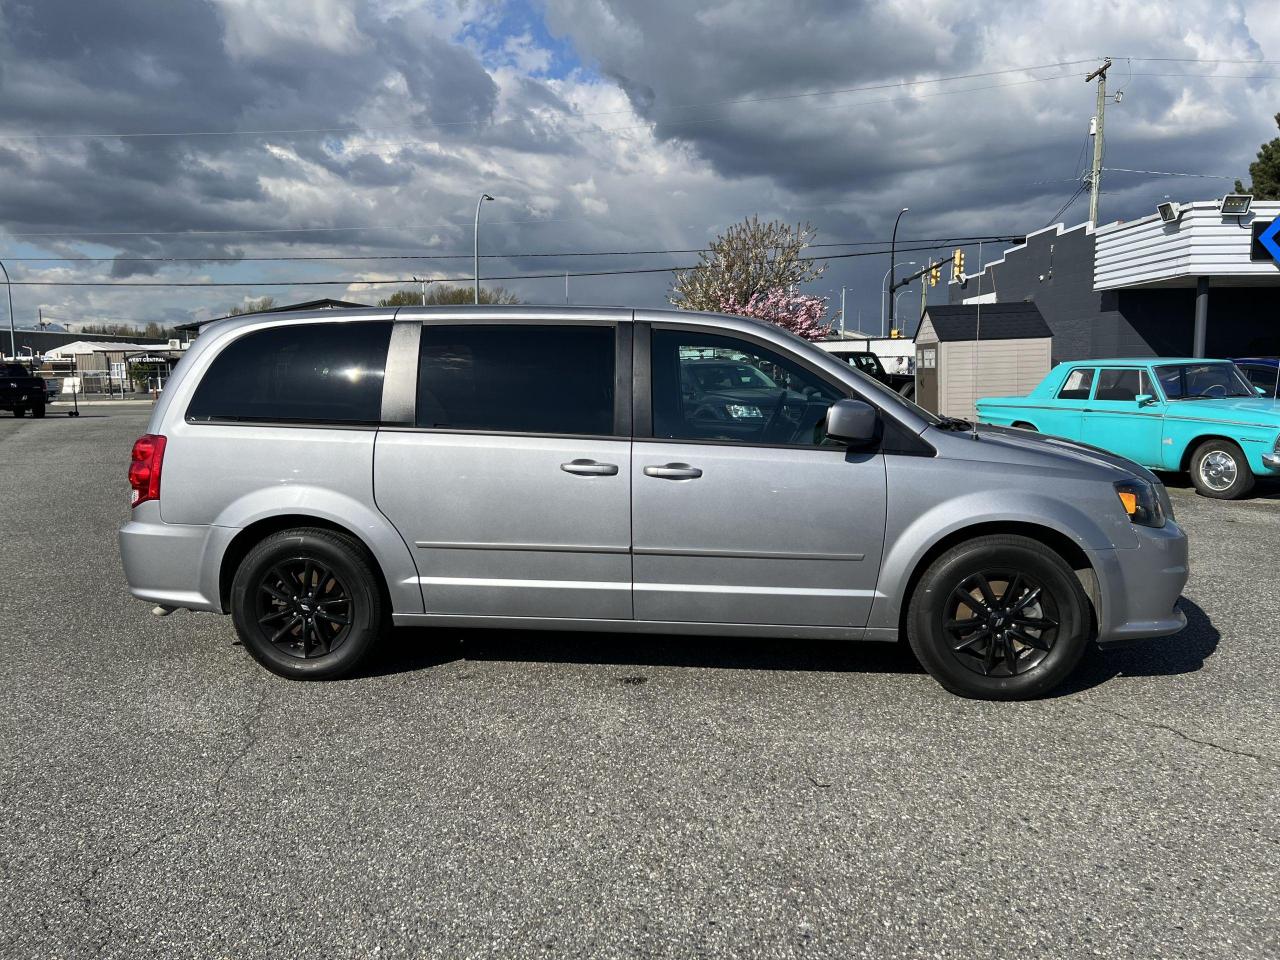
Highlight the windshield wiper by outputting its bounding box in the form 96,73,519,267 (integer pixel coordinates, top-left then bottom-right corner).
936,415,972,431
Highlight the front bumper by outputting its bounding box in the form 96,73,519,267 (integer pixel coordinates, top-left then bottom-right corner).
1263,452,1280,471
1089,519,1189,649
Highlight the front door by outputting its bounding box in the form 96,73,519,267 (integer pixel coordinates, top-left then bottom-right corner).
632,327,887,628
374,319,633,620
1082,367,1165,466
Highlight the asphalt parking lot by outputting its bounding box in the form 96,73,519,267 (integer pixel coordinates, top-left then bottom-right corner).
1,402,1276,960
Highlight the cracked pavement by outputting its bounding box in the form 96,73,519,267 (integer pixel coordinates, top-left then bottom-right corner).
1,404,1277,959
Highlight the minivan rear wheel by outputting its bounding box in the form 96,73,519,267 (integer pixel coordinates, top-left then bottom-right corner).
906,535,1092,700
230,527,385,680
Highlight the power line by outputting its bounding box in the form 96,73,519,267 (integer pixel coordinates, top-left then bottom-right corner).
1102,166,1234,179
0,59,1098,142
0,235,1018,264
1,240,1025,287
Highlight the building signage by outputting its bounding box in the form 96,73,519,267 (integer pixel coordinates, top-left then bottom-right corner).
1252,219,1280,264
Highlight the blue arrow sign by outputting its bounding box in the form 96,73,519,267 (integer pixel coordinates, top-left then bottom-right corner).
1260,217,1280,264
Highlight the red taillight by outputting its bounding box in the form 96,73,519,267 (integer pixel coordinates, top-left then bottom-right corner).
129,434,167,507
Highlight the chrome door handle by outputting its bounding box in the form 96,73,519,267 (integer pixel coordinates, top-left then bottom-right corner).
643,463,703,480
561,459,619,476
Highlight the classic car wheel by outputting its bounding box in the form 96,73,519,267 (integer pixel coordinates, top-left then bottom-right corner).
906,535,1092,701
1190,439,1254,500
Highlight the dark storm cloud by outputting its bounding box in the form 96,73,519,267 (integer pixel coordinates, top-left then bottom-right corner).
0,0,514,256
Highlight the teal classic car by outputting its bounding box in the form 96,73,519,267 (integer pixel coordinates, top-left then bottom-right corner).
977,358,1280,499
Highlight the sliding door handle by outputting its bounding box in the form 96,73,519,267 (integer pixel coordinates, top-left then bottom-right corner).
643,463,703,480
561,459,619,476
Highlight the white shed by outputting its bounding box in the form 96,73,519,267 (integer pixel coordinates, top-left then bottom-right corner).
915,303,1052,419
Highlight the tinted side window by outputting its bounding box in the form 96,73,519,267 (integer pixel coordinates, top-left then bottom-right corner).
187,321,392,424
417,324,615,435
651,329,844,446
1094,368,1149,402
1056,368,1095,400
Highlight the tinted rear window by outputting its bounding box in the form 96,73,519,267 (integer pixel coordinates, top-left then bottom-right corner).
187,321,392,424
417,324,615,435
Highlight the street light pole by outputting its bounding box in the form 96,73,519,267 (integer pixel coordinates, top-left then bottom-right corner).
888,207,909,333
880,261,915,337
0,257,14,360
894,286,914,331
473,193,494,304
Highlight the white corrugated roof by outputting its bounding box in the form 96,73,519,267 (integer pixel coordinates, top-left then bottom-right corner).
42,340,166,357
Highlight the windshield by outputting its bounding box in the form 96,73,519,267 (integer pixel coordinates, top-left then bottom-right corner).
1155,363,1256,400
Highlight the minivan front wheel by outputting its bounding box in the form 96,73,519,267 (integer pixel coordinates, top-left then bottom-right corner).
907,535,1092,700
230,527,385,680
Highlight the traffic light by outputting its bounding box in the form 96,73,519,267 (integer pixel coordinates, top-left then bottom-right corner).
952,248,965,280
929,263,941,287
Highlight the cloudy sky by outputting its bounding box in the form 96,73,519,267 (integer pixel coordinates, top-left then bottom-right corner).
1,0,1279,333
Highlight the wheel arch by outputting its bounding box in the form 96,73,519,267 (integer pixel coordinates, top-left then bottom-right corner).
896,520,1099,642
1010,420,1039,431
219,515,397,614
1177,433,1237,472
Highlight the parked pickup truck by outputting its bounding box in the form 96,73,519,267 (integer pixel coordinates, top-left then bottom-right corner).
816,343,915,399
0,363,49,417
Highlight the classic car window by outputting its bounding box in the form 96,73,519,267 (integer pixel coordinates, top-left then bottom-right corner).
1240,365,1278,393
1056,368,1095,400
1155,363,1254,400
1093,368,1151,402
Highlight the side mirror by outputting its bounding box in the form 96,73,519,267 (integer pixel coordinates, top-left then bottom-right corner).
1135,394,1157,407
825,398,878,445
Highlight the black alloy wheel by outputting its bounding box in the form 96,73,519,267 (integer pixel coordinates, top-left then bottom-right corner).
230,527,385,680
907,534,1092,700
943,570,1059,678
255,558,353,659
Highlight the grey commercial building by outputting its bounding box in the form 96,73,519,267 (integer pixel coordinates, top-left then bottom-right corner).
948,200,1280,361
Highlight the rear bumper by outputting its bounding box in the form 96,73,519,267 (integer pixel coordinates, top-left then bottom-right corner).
118,509,230,612
1089,520,1189,649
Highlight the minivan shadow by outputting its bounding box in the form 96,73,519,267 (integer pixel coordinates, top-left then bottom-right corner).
360,598,1219,694
358,626,927,680
1050,596,1220,697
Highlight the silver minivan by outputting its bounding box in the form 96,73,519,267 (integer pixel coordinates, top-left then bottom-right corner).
120,306,1189,699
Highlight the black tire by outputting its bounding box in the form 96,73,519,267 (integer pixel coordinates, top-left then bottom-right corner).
907,535,1092,700
31,402,45,419
230,527,386,680
1189,438,1254,500
13,406,25,418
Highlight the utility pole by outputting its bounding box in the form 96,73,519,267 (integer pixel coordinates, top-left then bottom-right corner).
840,287,846,337
413,276,428,305
1086,58,1112,226
919,262,929,329
0,258,14,360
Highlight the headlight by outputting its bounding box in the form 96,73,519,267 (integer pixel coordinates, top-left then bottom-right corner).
1115,479,1165,528
725,403,763,419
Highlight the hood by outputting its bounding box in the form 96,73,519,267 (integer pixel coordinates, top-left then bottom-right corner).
1164,396,1280,425
932,422,1159,483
